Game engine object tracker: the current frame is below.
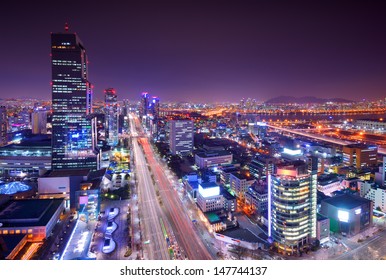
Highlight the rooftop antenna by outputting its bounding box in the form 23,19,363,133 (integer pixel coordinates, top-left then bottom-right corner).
64,22,69,32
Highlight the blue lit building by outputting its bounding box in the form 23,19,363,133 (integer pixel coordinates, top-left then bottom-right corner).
51,24,99,171
104,88,119,147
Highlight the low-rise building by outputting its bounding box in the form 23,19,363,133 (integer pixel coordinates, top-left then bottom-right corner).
316,214,330,244
317,174,342,196
229,172,255,200
195,150,233,169
0,198,65,241
245,181,268,216
320,194,372,235
196,182,223,213
359,180,386,212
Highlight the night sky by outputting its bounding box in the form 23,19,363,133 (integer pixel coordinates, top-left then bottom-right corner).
1,0,386,103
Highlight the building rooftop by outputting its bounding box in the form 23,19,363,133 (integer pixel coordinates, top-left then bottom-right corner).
0,235,26,258
0,199,64,227
323,194,371,209
200,182,219,189
205,212,221,224
317,213,329,221
318,174,340,186
195,150,232,158
220,187,236,200
46,169,90,177
220,166,239,174
220,227,263,243
0,134,52,149
345,143,377,150
230,172,254,181
248,181,268,195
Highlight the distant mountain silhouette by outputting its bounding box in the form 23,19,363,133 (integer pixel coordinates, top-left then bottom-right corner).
265,96,353,104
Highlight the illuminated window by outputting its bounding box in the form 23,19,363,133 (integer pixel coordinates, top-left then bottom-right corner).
28,234,33,238
22,230,27,234
27,229,33,233
15,230,21,234
10,230,15,234
3,230,8,234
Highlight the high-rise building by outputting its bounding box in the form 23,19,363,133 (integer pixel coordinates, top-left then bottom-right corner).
268,159,317,255
31,109,47,134
104,88,118,147
169,119,194,155
140,92,149,119
51,24,98,171
148,96,160,139
0,106,7,146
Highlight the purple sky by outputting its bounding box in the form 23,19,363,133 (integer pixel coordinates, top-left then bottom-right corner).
1,0,386,103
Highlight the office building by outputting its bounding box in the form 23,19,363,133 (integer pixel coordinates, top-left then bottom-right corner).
249,154,276,182
0,106,7,146
375,156,386,187
245,181,268,216
356,119,386,131
51,24,98,171
31,109,47,134
196,182,223,213
195,150,233,169
140,92,149,119
359,180,386,212
169,119,194,155
104,88,119,147
229,172,255,200
268,159,317,255
342,144,377,170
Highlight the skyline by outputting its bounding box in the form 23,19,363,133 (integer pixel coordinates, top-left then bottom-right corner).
1,1,386,102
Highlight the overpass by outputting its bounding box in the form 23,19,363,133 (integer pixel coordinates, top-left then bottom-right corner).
267,124,386,156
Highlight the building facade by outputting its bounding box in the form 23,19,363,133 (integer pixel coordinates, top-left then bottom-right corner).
169,119,194,155
342,144,377,170
196,182,223,213
268,159,317,255
249,154,276,182
31,109,47,134
51,24,98,170
229,172,255,200
245,182,268,216
320,194,373,235
104,88,119,147
195,151,233,169
359,180,386,212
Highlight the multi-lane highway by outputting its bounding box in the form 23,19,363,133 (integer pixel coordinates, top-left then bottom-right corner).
130,116,170,260
130,114,213,260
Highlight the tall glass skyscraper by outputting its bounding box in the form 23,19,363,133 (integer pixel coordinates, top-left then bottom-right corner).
104,88,118,147
51,24,98,170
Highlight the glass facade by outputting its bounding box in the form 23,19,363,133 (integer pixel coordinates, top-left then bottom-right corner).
51,30,98,170
105,88,118,147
